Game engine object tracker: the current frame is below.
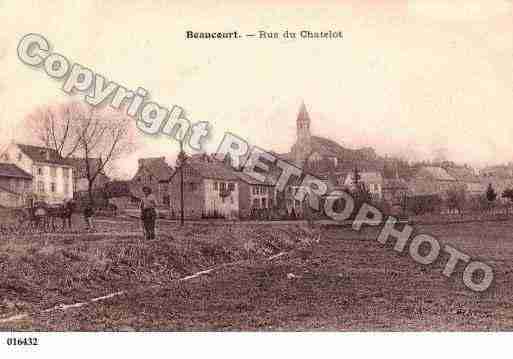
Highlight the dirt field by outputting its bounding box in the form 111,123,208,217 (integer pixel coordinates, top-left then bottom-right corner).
1,218,513,331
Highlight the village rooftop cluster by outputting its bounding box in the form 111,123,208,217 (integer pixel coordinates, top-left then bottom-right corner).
0,102,511,221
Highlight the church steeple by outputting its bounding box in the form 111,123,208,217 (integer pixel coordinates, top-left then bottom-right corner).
294,101,313,166
297,101,311,142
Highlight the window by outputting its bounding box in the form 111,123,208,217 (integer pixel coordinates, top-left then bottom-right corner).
220,182,226,191
9,178,16,191
228,182,235,191
24,181,31,191
252,187,257,195
262,198,267,208
50,167,57,178
214,181,218,190
38,181,44,193
63,168,70,179
50,182,56,193
37,167,43,176
253,198,259,208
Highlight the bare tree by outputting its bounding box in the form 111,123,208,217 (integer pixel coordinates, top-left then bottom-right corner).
26,101,136,204
25,101,84,159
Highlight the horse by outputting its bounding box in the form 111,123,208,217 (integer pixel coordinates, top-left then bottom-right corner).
46,201,75,232
21,200,75,233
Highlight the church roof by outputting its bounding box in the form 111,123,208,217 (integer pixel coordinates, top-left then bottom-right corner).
293,135,378,162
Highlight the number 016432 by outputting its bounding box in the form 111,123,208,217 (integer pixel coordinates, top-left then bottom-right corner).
6,337,39,346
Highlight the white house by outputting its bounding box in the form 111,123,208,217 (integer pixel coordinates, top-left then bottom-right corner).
344,171,384,200
168,158,240,219
0,143,74,204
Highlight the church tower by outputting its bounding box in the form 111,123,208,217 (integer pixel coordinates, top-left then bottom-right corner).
297,101,311,142
294,101,312,165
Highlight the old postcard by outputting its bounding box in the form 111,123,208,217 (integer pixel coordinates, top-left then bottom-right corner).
0,0,512,357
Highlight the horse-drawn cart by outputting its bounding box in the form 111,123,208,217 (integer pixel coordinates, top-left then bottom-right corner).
0,201,75,236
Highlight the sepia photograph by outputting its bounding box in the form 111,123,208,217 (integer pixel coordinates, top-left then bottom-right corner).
0,0,512,357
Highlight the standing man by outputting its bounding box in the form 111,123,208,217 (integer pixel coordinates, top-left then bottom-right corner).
140,186,157,240
83,202,95,231
63,199,74,231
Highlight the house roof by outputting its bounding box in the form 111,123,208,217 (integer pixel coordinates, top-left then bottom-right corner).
416,166,456,181
0,163,32,179
133,157,174,182
445,167,480,183
17,144,69,166
185,160,240,181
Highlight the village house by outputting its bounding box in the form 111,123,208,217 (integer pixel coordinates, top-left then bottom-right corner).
409,166,458,199
479,165,513,202
343,171,384,200
0,143,74,204
169,158,240,219
234,171,275,218
66,157,110,194
480,164,513,178
104,180,145,210
0,163,33,207
382,177,409,206
132,157,174,206
445,166,485,198
168,155,274,219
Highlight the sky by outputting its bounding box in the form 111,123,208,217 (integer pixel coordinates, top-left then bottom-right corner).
0,0,512,178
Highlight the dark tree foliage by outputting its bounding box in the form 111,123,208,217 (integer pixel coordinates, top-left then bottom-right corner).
502,188,513,202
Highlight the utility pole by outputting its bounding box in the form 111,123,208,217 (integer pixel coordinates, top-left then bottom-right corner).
178,139,186,226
